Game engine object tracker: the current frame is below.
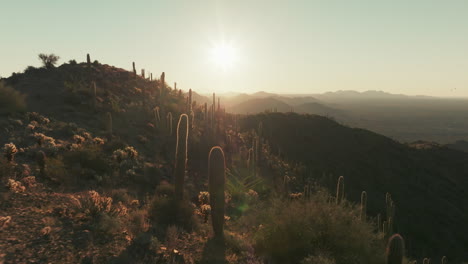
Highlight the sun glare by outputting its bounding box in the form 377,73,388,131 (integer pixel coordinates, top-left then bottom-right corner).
211,43,238,71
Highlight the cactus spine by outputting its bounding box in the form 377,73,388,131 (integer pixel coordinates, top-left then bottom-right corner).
386,234,405,264
174,114,189,201
336,176,344,204
360,191,367,221
208,146,226,239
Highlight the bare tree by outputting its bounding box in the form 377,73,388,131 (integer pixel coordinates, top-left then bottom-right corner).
38,53,60,69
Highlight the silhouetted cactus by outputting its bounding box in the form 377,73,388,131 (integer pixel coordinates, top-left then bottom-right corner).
154,107,161,125
441,256,447,264
36,151,46,175
87,54,91,67
377,213,382,232
91,81,97,108
160,72,165,88
167,112,173,135
386,234,404,264
360,191,367,221
190,110,195,129
174,82,177,91
188,89,192,113
386,193,395,235
132,62,136,76
174,114,189,201
106,112,113,135
335,176,344,204
141,69,145,78
208,146,226,239
204,103,208,120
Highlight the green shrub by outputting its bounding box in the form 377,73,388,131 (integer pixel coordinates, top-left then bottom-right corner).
0,82,26,115
246,192,385,264
148,195,197,233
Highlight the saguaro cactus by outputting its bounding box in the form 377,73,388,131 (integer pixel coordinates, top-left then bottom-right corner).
386,193,395,235
132,62,136,77
386,234,405,264
36,151,46,175
360,191,367,221
160,72,165,88
204,103,208,120
208,146,226,239
167,112,173,135
188,89,192,112
154,107,161,125
106,112,113,134
336,176,344,204
141,69,145,78
174,114,189,201
441,256,447,264
87,54,91,67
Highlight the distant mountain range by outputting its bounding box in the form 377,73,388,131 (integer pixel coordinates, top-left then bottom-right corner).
189,90,468,144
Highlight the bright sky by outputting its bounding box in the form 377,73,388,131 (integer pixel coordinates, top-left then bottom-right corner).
1,0,468,96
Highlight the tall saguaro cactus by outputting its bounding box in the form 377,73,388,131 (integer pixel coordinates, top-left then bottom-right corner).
188,89,192,113
336,176,344,204
132,62,136,77
174,114,189,201
87,54,91,67
208,146,226,239
386,234,405,264
106,112,113,135
167,112,173,135
360,191,367,221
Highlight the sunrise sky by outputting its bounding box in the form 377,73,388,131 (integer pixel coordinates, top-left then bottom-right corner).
1,0,468,96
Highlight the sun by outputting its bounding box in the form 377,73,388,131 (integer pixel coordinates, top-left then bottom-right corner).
211,43,238,71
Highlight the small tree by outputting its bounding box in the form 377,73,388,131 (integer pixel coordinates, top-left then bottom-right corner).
38,53,60,69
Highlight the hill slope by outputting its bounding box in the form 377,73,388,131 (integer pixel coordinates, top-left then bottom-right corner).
240,112,468,261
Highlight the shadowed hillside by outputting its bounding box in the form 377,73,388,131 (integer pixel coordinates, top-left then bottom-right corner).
240,112,468,261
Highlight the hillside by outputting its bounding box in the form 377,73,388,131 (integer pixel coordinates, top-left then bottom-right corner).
240,112,468,261
0,60,464,263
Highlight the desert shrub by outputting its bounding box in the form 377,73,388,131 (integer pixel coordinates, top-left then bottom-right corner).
44,157,69,183
128,209,149,238
245,192,385,264
63,145,110,177
148,195,197,233
76,191,128,237
0,82,26,115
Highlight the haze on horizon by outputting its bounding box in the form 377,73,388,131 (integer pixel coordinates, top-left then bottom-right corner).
1,0,468,97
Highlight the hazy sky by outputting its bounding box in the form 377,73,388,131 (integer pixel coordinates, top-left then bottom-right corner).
1,0,468,96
